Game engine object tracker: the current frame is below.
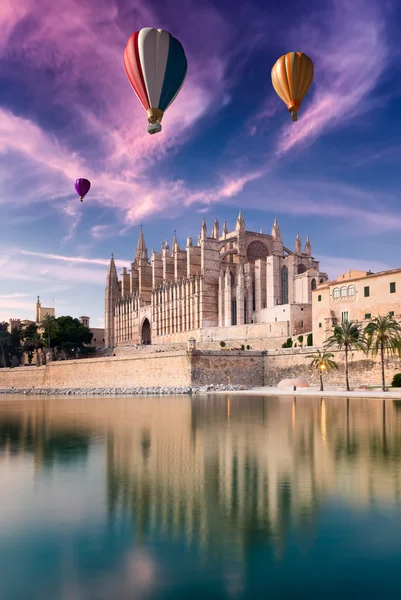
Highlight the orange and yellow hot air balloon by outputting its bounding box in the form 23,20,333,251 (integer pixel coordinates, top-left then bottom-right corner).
271,52,314,122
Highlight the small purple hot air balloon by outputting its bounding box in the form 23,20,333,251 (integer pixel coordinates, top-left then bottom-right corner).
74,178,91,202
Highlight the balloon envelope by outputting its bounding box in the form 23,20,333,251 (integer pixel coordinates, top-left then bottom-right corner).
271,52,314,121
74,178,91,200
124,28,187,131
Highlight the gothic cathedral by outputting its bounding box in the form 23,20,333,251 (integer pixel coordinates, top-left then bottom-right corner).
104,212,327,348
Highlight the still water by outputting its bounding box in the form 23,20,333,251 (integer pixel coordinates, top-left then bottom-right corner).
1,394,401,599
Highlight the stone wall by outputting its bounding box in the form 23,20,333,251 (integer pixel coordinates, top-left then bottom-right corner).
0,366,47,389
264,347,401,387
1,346,401,391
0,352,192,390
190,351,264,387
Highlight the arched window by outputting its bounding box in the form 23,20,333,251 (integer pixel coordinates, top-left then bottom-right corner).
311,278,317,291
298,264,307,274
281,266,289,304
320,278,325,284
333,287,340,299
341,286,347,298
348,285,355,297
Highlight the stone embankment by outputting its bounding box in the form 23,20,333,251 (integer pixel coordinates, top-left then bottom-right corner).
0,384,249,396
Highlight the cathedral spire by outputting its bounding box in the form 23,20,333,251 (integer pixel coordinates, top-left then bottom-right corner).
236,210,245,232
201,217,207,240
222,220,228,239
295,233,302,255
212,218,220,239
134,226,148,264
107,252,118,283
271,218,282,241
173,230,177,246
304,235,311,256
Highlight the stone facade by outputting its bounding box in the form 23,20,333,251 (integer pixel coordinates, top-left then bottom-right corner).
313,268,401,346
105,213,327,348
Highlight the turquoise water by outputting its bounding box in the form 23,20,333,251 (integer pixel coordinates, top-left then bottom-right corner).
1,394,401,599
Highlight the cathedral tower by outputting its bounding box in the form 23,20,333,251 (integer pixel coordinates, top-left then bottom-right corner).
105,253,119,347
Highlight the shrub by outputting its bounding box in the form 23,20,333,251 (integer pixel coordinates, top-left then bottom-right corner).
220,341,226,348
392,373,401,387
240,344,245,351
246,345,251,350
281,338,294,349
307,333,313,346
298,335,304,345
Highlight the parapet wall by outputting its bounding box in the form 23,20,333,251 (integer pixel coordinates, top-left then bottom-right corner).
263,347,401,387
0,352,192,390
0,347,400,390
0,351,263,389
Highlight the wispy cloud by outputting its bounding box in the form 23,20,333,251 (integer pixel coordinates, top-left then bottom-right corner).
0,293,30,299
0,0,264,232
18,249,129,269
274,0,389,156
233,178,401,236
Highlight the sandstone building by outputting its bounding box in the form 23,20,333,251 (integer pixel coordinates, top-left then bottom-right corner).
105,212,327,348
312,268,401,345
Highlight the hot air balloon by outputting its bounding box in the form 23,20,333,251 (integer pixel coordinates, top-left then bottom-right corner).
124,28,188,135
271,52,314,122
74,178,91,202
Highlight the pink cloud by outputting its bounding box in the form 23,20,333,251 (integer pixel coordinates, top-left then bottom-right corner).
0,0,279,234
185,170,265,207
0,0,244,227
274,0,389,156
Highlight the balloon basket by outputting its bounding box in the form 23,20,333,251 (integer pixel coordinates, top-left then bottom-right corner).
291,110,298,122
147,122,162,135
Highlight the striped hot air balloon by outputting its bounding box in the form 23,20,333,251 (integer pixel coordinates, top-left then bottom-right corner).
271,52,314,122
124,28,188,135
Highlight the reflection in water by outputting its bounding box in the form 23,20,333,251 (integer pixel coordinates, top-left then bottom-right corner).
0,409,90,470
1,394,401,598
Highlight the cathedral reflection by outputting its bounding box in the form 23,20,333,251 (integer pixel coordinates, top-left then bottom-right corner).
1,395,401,553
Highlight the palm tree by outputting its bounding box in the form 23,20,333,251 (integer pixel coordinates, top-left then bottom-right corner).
40,314,58,353
365,314,401,392
326,321,366,391
0,330,11,368
306,350,338,391
24,333,44,366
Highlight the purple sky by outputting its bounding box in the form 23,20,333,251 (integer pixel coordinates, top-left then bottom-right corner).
1,0,401,326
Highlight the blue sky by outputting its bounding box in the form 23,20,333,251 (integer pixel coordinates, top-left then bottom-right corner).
1,0,401,326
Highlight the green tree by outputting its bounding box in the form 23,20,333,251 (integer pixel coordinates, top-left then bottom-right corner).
9,325,23,366
40,314,58,353
20,323,38,365
23,332,44,366
21,323,39,341
306,350,338,391
53,316,93,357
0,322,11,368
365,315,401,392
326,321,366,391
